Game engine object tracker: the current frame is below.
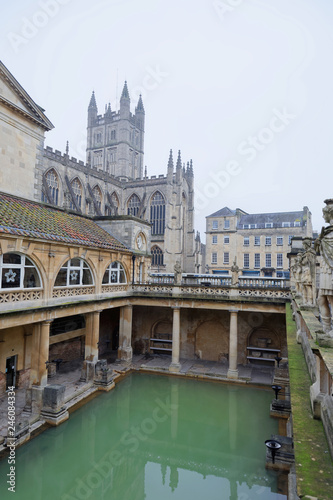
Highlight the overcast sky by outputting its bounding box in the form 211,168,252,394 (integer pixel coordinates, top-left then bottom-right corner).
1,0,332,239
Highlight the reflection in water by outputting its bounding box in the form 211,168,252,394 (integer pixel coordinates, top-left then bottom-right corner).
0,374,287,500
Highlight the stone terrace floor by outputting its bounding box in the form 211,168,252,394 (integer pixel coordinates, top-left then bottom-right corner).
0,355,276,441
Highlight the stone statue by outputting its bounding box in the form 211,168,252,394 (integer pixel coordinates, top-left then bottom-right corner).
174,261,182,285
314,199,333,335
230,257,240,285
299,237,316,306
292,253,303,295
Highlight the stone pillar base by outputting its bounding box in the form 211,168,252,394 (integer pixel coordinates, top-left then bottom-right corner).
40,408,69,426
31,386,45,414
80,360,96,382
118,347,133,363
94,360,115,391
227,369,239,379
41,385,69,426
169,363,181,373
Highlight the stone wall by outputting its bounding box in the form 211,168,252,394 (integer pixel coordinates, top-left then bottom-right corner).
49,337,84,363
132,305,287,364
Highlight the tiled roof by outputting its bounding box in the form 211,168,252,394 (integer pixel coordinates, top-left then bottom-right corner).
238,211,304,228
207,207,236,217
0,192,128,251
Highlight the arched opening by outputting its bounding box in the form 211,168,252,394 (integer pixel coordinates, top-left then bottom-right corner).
92,185,102,211
150,320,172,355
42,168,59,205
102,261,127,284
150,191,165,235
54,258,93,287
127,193,140,217
247,327,281,365
70,178,82,209
151,245,164,268
0,253,41,290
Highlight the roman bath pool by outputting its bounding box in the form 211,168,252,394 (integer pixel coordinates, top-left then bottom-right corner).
0,373,287,499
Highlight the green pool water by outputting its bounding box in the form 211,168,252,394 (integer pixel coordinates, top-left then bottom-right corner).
0,373,287,500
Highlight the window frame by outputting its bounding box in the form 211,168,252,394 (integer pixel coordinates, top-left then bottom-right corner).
0,253,42,291
102,261,127,284
54,259,94,288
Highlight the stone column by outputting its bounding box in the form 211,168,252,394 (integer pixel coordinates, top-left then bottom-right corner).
227,310,239,379
39,320,52,387
84,310,101,362
29,320,51,414
118,305,133,363
169,307,181,373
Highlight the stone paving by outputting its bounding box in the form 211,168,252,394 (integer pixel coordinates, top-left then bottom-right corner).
0,354,275,443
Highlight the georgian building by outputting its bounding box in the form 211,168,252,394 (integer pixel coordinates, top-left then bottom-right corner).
206,206,313,278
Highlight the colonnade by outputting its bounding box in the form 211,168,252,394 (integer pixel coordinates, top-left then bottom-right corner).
28,305,241,389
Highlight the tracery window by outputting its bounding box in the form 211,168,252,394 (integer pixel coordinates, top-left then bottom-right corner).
42,169,59,205
93,186,102,210
54,259,93,287
151,246,163,267
127,194,140,217
150,191,165,235
0,253,41,290
70,178,82,209
102,261,127,284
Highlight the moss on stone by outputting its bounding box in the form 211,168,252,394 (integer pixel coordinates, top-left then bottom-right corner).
286,305,333,499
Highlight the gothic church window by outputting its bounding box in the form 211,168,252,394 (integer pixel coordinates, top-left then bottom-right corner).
151,246,163,267
1,253,41,290
42,169,59,205
93,186,102,210
70,178,82,209
150,191,165,235
127,194,140,217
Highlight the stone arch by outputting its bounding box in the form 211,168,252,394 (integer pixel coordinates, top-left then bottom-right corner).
152,319,172,338
195,320,228,362
102,260,128,284
0,252,43,291
53,257,95,288
248,327,280,350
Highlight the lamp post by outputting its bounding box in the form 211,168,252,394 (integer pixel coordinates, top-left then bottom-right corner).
132,254,136,284
271,384,282,400
275,354,283,367
265,439,282,464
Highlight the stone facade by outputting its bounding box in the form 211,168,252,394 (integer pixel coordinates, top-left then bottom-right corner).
36,83,199,274
0,62,53,201
206,206,313,278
